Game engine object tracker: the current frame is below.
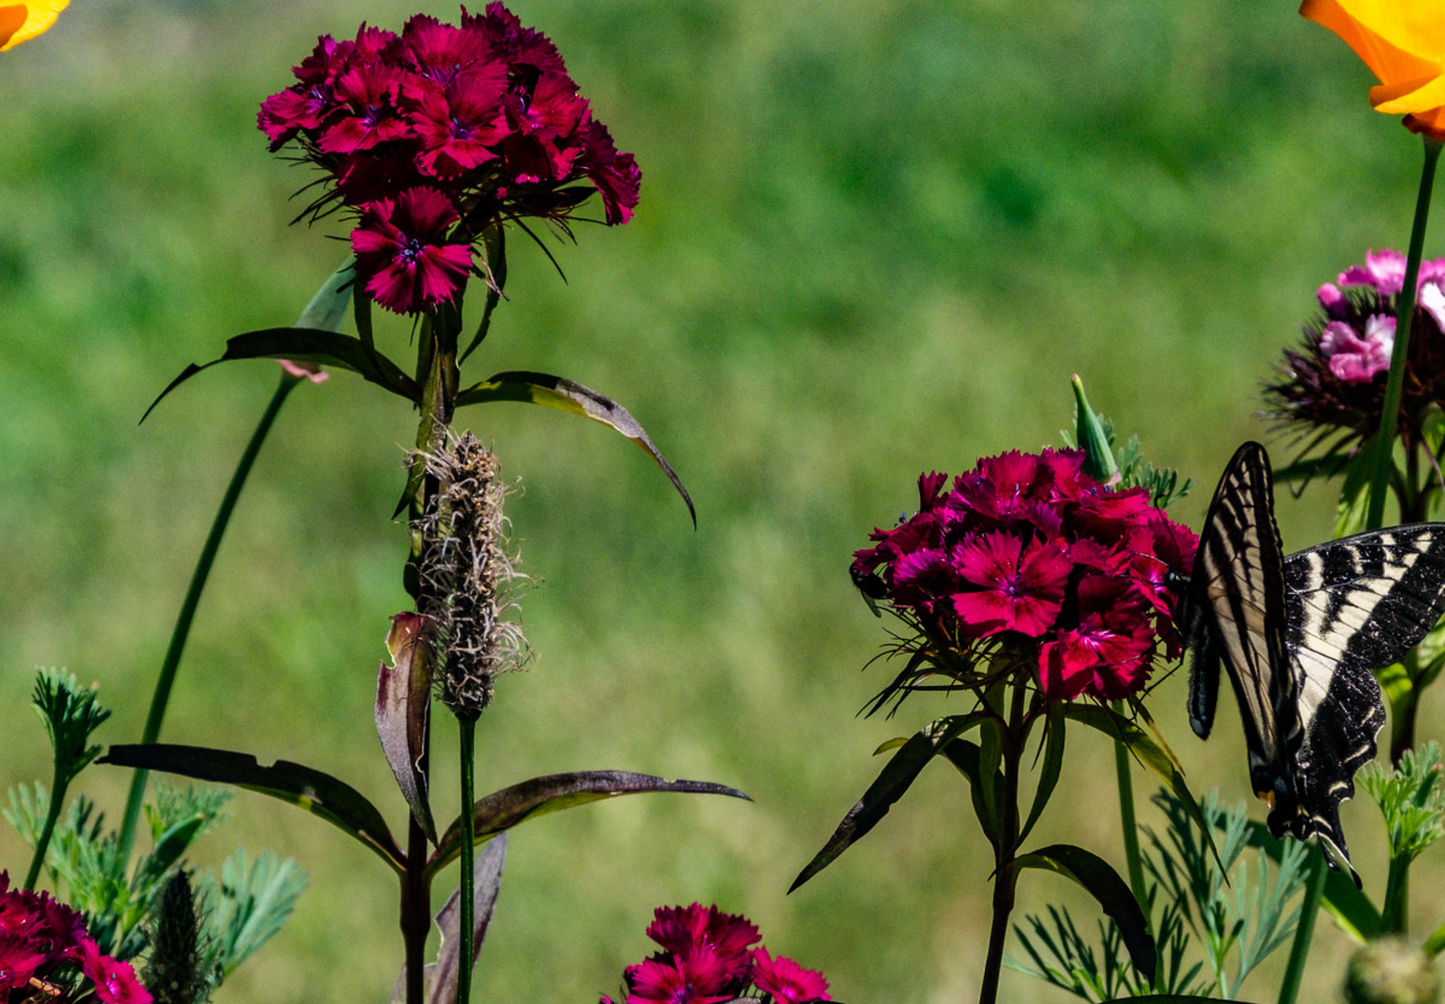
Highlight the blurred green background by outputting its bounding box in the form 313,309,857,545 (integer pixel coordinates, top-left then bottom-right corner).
3,1,1442,1001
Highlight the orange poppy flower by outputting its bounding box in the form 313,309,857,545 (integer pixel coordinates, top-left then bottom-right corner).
0,0,68,51
1301,0,1445,139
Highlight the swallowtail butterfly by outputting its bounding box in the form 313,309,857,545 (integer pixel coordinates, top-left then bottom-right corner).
1181,441,1445,882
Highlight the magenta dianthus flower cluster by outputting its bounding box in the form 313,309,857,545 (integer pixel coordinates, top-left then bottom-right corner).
851,449,1196,702
1268,249,1445,451
599,903,830,1004
0,872,150,1004
259,3,639,315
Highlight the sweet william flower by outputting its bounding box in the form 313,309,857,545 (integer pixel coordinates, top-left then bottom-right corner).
1267,250,1445,457
0,0,67,51
260,4,641,315
1301,0,1445,138
750,949,830,1003
852,449,1195,703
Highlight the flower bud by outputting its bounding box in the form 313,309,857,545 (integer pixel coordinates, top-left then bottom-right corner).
1343,938,1440,1004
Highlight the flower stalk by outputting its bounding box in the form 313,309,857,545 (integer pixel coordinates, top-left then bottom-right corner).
978,681,1028,1004
117,371,302,861
1366,135,1443,531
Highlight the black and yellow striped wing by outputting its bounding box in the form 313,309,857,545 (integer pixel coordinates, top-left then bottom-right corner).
1184,442,1445,882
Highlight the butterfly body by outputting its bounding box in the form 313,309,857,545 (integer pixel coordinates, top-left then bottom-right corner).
1181,442,1445,881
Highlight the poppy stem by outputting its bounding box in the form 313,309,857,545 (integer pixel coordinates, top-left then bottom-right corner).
1365,135,1443,531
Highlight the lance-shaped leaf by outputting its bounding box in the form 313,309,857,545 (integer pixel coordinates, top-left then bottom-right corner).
391,833,507,1004
455,371,695,526
1013,843,1156,984
790,712,988,892
426,772,747,879
143,328,420,422
100,744,404,872
1239,818,1380,943
1018,702,1066,848
376,613,437,844
938,738,1004,854
1063,703,1218,867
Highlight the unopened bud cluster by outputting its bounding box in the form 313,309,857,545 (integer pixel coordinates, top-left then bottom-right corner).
414,432,527,718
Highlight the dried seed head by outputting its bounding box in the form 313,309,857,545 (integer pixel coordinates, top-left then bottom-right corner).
413,432,529,718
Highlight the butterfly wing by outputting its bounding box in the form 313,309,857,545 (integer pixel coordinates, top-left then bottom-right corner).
1185,442,1296,804
1280,525,1445,869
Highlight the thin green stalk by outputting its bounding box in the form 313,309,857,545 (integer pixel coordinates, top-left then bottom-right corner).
117,373,300,859
458,715,478,1004
1384,852,1411,935
1276,844,1328,1004
978,684,1026,1004
1113,723,1148,923
1366,135,1443,531
23,764,71,890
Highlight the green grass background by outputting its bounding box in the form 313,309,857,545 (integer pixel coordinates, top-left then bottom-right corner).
3,1,1443,1001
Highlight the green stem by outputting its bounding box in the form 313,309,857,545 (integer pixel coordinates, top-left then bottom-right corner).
458,714,478,1004
23,765,71,890
1384,852,1411,935
1113,718,1148,923
117,373,299,860
1277,844,1328,1004
978,684,1025,1004
1366,135,1442,531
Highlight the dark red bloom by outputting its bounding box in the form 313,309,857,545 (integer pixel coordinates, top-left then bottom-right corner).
320,62,413,154
408,70,509,179
259,3,641,316
853,448,1196,702
351,188,474,313
645,903,759,980
750,948,831,1003
625,948,737,1004
0,872,151,1003
77,939,152,1004
951,534,1070,639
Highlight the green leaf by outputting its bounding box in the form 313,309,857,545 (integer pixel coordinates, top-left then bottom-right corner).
1333,436,1379,539
1377,661,1413,709
977,718,1004,845
1064,703,1219,868
375,613,437,844
142,328,420,422
455,371,695,526
1238,819,1380,943
1019,703,1066,848
208,849,308,975
1014,843,1156,984
938,739,1003,854
1099,996,1252,1002
459,225,506,365
1072,375,1118,482
790,713,987,892
427,772,747,880
99,744,404,872
296,256,355,334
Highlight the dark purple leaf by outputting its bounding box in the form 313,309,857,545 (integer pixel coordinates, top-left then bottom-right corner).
376,613,436,844
455,371,695,526
101,744,404,871
426,772,746,879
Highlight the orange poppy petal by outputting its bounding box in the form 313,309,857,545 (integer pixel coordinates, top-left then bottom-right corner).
1373,74,1445,115
1328,0,1445,58
0,6,26,49
1301,0,1441,87
0,0,68,51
